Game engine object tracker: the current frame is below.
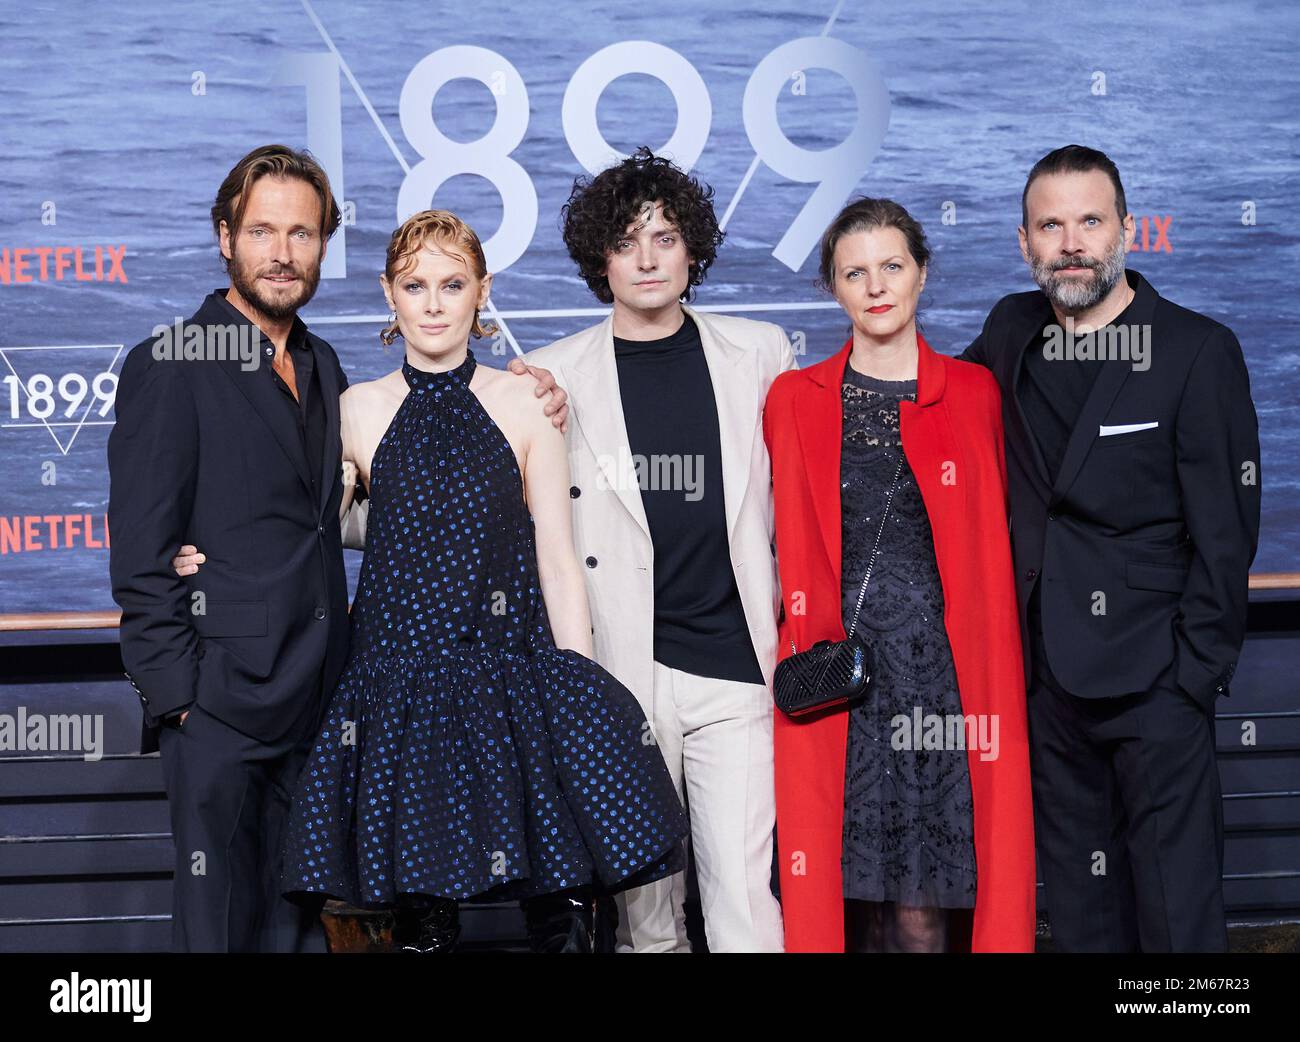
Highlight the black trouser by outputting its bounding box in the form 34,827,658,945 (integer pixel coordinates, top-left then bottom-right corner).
156,692,326,953
1027,642,1227,952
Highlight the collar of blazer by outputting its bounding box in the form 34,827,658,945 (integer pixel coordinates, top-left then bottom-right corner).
799,327,947,403
791,330,945,580
1005,267,1160,505
196,289,339,520
563,303,760,544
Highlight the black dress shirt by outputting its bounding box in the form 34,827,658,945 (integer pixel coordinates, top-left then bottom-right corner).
214,288,325,500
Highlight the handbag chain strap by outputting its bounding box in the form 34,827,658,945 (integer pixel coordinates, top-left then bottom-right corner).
790,454,906,655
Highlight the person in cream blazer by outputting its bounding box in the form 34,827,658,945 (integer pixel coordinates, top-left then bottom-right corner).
525,299,795,953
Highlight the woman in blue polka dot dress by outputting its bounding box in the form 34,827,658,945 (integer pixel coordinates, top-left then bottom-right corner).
280,211,688,952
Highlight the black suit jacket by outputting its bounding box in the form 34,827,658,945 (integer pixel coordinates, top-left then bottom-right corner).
108,291,351,753
959,269,1261,708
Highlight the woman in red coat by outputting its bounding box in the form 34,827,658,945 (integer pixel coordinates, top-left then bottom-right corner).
763,199,1035,952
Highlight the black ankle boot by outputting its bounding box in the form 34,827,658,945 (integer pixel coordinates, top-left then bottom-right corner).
523,886,594,953
392,895,461,953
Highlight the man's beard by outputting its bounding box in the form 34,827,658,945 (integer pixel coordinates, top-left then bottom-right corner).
1029,234,1126,314
228,247,321,322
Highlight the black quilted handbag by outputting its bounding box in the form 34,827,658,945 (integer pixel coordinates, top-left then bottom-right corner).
772,631,874,717
773,457,904,719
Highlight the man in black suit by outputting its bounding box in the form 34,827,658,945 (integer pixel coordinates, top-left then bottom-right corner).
959,145,1261,951
109,145,567,952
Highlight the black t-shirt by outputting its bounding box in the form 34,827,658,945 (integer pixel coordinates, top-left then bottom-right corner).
1019,326,1099,484
1018,295,1136,687
1017,294,1139,482
612,313,764,685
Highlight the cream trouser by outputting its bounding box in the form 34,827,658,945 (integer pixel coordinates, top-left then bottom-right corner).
615,661,784,953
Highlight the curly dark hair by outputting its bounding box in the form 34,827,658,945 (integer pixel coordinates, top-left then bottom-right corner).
560,146,724,304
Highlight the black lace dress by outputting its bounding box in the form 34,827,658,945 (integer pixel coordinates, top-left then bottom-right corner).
838,362,977,908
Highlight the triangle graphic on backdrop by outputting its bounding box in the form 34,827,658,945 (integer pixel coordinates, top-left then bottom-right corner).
0,344,126,456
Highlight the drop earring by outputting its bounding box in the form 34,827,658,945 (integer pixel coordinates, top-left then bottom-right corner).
380,310,400,346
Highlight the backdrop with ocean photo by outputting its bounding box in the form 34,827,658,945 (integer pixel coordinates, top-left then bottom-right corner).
1,0,1295,613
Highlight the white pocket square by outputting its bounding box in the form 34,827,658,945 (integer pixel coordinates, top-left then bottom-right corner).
1099,421,1159,437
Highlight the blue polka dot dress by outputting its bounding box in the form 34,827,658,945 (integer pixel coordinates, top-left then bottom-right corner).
281,349,687,908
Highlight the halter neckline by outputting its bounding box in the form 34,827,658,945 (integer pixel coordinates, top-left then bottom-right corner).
402,349,476,391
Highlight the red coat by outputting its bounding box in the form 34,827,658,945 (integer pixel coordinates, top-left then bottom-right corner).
762,333,1035,952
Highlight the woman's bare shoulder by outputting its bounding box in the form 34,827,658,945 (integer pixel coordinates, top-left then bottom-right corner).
342,369,406,412
474,362,548,421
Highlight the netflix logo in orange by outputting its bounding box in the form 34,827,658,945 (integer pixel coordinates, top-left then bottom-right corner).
0,514,110,554
0,246,127,284
1130,216,1173,253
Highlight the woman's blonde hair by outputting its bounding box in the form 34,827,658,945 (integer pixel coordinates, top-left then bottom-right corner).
381,210,496,344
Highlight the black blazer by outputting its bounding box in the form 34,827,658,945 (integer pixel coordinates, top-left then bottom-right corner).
108,291,351,753
959,269,1261,707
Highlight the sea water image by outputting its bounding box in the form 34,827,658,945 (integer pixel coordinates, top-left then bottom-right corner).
0,0,1295,614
